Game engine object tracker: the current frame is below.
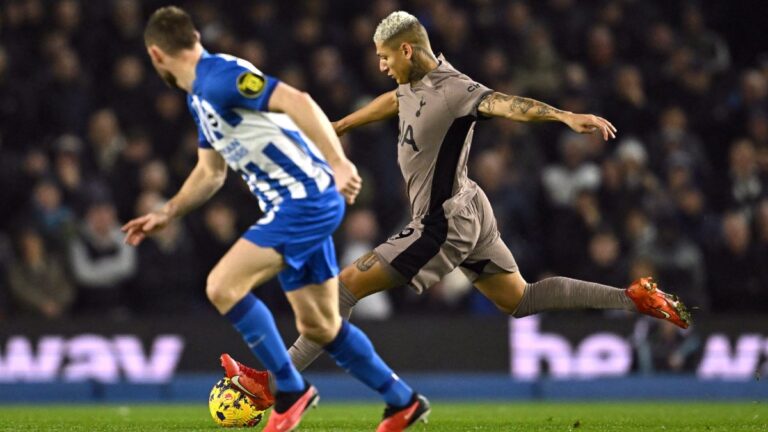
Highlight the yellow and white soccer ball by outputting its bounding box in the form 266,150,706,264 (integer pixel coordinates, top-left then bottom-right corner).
208,377,266,427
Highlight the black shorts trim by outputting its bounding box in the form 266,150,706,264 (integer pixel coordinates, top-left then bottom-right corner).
389,210,448,282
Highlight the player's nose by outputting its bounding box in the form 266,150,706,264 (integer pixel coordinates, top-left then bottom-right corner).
379,59,388,73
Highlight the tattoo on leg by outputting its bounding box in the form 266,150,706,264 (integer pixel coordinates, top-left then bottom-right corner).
355,252,378,272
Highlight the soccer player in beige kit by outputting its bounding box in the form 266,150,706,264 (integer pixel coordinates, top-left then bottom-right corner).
224,11,692,428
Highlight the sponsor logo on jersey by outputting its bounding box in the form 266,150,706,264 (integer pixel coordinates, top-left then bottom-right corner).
237,72,265,98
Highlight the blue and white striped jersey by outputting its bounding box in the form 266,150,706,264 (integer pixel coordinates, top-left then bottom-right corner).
187,50,334,220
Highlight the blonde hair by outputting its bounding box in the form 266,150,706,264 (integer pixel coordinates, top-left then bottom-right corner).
373,11,422,44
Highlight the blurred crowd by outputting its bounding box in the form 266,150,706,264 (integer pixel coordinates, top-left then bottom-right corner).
1,0,767,324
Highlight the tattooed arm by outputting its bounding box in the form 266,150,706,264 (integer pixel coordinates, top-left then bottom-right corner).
477,92,617,140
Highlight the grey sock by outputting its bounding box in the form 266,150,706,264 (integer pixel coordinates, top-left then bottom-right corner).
512,276,634,318
269,282,360,392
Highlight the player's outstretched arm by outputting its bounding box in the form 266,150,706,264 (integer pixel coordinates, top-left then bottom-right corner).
122,148,226,246
477,92,617,140
268,82,362,204
332,90,398,136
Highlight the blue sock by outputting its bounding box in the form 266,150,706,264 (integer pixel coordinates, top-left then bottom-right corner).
224,294,304,393
324,321,414,407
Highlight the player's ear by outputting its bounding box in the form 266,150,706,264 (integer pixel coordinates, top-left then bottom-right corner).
401,42,413,59
194,30,201,42
147,45,164,64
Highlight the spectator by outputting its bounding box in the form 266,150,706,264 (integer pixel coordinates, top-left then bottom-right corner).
107,55,152,130
86,108,126,175
714,138,767,213
541,132,601,208
584,25,619,98
547,189,604,276
109,0,146,57
513,24,563,97
192,199,239,273
680,4,730,74
52,135,88,211
8,227,74,318
641,22,676,85
725,70,768,140
603,66,654,137
637,211,708,311
38,47,91,137
138,159,171,196
0,44,33,149
597,157,627,226
68,197,136,314
131,192,202,314
543,0,587,60
27,179,76,252
624,207,657,254
151,91,186,158
52,0,86,52
706,211,765,313
614,137,663,211
647,106,710,185
479,47,511,87
1,149,51,227
578,228,628,288
110,130,154,220
673,186,720,251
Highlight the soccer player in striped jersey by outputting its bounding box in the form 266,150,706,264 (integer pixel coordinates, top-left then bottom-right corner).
123,7,428,432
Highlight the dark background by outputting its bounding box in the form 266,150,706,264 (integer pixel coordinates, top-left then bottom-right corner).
0,0,767,330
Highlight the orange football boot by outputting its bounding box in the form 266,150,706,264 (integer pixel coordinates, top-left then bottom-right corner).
263,384,319,432
626,277,692,329
377,393,431,432
220,353,275,410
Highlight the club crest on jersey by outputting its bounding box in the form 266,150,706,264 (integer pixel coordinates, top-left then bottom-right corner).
237,72,265,98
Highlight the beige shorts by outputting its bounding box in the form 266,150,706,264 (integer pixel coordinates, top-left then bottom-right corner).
375,189,518,293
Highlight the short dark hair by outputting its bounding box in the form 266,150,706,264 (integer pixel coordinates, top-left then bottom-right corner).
144,6,197,54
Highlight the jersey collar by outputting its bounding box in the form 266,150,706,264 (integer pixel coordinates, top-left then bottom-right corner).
412,53,446,89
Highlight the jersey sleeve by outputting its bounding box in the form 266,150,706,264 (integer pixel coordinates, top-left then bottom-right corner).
187,96,213,149
441,74,493,119
204,60,280,113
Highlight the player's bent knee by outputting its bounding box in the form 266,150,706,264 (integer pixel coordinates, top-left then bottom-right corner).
492,287,526,315
206,274,243,311
296,318,339,345
494,301,518,315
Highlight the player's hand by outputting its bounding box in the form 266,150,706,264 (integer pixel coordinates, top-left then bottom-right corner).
121,211,172,246
331,159,362,204
563,113,617,140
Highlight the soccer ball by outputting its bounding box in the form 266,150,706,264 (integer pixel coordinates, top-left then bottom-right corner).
208,377,266,427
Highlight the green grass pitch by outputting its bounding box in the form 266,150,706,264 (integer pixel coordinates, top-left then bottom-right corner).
0,402,766,431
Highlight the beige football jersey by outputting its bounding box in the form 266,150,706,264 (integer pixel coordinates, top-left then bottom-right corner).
395,55,493,220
